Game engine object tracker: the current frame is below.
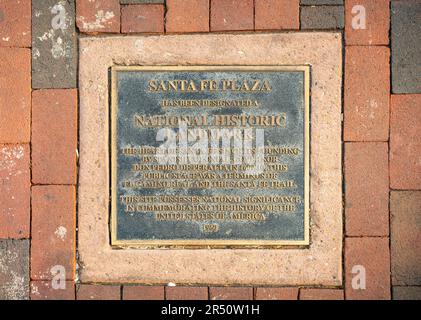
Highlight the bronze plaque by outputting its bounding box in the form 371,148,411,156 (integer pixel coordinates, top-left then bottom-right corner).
111,66,310,247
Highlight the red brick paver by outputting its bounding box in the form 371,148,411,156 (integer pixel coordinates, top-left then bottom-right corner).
255,287,298,300
345,142,389,236
0,0,31,47
390,94,421,190
76,0,120,33
30,281,75,300
210,0,254,32
77,284,121,300
209,287,253,300
345,238,391,300
255,0,299,30
123,286,164,300
31,186,76,280
166,0,209,33
32,89,78,185
0,48,31,143
345,0,390,45
300,289,344,300
121,4,164,34
0,144,30,238
344,46,390,141
166,286,208,300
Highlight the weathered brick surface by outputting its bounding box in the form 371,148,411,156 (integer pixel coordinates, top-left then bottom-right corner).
345,238,391,300
166,286,208,300
31,186,76,280
0,240,29,300
210,0,253,31
344,46,390,141
345,0,390,45
300,289,344,300
76,0,120,33
255,0,299,30
210,287,253,300
393,286,421,300
0,0,31,47
32,0,77,89
301,0,343,4
0,48,31,142
391,1,421,94
77,284,121,300
30,281,75,300
123,286,164,300
301,6,344,29
390,95,421,190
255,288,298,300
32,89,78,185
345,142,389,236
391,191,421,286
166,0,209,33
121,0,164,3
0,0,413,300
0,144,30,239
121,4,164,33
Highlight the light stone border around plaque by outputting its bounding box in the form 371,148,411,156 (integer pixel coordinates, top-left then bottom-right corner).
78,33,343,286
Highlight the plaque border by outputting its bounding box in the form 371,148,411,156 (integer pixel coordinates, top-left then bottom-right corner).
79,33,343,285
110,65,310,248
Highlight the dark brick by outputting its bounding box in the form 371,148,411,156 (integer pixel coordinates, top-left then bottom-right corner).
0,240,29,300
301,0,343,4
32,0,77,88
391,191,421,286
390,95,421,189
391,1,421,93
301,5,344,29
393,286,421,300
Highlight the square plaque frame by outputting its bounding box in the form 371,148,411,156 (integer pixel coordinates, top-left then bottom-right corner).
110,65,310,248
78,33,342,286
